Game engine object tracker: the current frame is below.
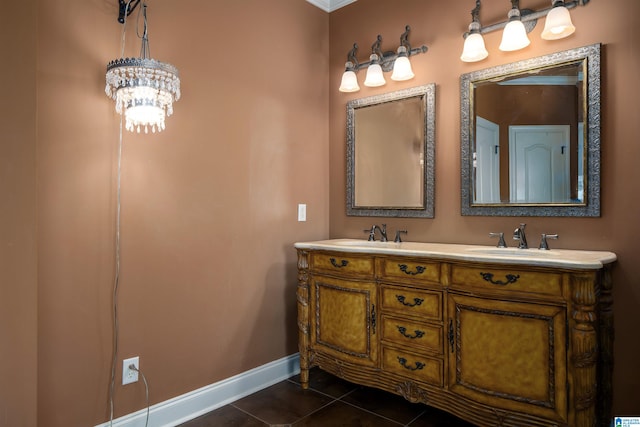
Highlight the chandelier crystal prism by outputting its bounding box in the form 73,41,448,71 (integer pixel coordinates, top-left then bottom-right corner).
105,1,180,133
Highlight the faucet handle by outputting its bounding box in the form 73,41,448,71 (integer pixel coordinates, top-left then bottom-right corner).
489,232,507,248
394,230,408,243
364,226,376,241
539,233,559,250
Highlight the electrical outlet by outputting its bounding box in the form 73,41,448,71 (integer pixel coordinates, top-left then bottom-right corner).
122,356,139,385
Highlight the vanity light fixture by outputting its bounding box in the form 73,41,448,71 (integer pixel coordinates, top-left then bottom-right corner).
460,0,589,62
105,0,181,133
339,26,428,93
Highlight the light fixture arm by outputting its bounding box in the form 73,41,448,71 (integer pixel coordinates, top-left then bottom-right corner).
399,25,412,52
346,43,359,69
463,0,590,38
348,27,427,73
118,0,141,24
370,35,384,59
470,0,481,23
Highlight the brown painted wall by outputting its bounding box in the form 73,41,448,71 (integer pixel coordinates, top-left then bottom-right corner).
6,0,640,425
32,1,328,426
0,1,38,426
329,0,640,415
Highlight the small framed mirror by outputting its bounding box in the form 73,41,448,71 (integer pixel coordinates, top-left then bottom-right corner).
347,84,436,217
461,44,601,216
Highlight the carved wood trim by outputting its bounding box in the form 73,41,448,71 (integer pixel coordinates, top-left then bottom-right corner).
297,250,310,388
396,380,429,404
570,273,599,426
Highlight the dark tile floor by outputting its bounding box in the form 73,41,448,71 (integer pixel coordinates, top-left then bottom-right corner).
179,368,475,427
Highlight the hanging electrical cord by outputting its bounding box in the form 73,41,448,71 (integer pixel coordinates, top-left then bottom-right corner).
108,108,124,427
107,9,129,426
129,364,150,427
108,2,149,426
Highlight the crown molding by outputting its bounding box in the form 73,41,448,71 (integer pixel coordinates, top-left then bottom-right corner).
305,0,357,13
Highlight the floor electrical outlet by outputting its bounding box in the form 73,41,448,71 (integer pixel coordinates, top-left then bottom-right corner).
122,356,139,385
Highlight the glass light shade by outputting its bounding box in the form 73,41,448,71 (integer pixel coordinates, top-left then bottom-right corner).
339,69,360,92
391,47,414,81
541,6,575,40
460,33,489,62
105,57,181,133
499,20,531,51
364,54,386,87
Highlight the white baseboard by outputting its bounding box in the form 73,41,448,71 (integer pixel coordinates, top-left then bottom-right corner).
96,353,300,427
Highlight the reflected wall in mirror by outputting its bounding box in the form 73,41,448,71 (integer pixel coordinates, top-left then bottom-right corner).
347,84,435,217
461,44,601,216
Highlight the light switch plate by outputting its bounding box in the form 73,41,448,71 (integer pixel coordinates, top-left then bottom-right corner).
298,204,307,222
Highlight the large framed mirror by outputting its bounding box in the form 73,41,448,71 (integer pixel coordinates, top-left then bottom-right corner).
347,84,436,217
461,44,601,216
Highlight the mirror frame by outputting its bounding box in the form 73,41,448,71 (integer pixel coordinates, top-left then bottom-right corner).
460,43,601,217
346,84,436,218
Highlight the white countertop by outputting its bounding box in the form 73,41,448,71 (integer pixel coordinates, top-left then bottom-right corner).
294,239,617,270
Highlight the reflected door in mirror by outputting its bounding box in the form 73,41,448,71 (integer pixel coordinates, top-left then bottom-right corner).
460,43,601,217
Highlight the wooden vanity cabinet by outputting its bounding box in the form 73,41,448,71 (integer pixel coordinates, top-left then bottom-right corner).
296,248,614,427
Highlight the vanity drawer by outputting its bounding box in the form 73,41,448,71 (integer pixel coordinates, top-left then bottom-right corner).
381,315,443,355
311,252,374,278
379,258,440,283
451,265,563,298
382,346,443,387
380,285,442,320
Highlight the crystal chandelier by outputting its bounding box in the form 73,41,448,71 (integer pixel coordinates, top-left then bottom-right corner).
105,1,180,133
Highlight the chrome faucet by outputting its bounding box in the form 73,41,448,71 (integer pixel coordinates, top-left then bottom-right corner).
364,225,377,241
376,224,388,242
364,224,388,242
539,233,559,250
513,223,528,249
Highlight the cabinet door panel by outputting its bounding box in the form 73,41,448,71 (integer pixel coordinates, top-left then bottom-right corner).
448,294,567,422
311,276,377,365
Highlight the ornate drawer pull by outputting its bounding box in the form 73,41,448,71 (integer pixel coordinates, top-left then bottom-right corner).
330,258,349,268
398,264,426,276
448,319,455,353
397,357,425,371
371,304,376,334
396,295,424,307
397,326,425,339
480,272,520,286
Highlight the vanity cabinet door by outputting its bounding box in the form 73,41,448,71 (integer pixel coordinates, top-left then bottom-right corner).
447,293,568,424
310,275,378,366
